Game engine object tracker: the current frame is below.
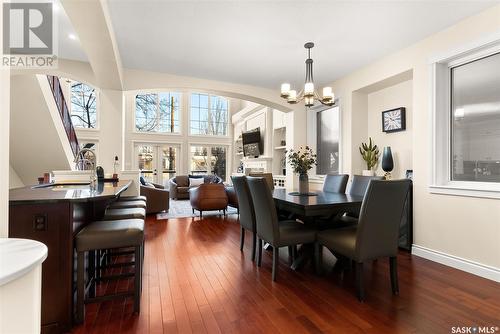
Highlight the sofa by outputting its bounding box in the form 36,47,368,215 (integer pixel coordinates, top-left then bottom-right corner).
189,183,228,218
138,177,170,214
169,174,223,199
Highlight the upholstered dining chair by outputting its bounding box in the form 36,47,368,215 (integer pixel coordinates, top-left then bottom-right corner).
315,179,411,301
323,174,349,193
247,176,317,281
249,172,274,191
231,176,257,261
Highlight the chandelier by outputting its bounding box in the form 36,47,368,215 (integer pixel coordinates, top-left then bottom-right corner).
280,42,335,108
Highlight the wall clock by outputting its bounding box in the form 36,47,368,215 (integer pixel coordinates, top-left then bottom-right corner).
382,107,406,133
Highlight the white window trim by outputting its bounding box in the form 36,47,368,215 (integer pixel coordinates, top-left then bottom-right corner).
133,91,183,135
70,82,100,131
189,93,229,137
429,33,500,199
307,102,343,180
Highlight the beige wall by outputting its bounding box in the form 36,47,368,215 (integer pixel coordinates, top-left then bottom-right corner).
324,5,500,271
367,79,413,178
9,165,23,189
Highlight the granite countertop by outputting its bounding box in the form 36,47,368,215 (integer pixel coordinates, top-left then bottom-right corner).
0,238,48,286
9,180,132,204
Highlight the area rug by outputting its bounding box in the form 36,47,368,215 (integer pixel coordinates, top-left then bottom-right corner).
156,199,238,220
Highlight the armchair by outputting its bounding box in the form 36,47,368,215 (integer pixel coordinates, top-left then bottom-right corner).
140,183,170,214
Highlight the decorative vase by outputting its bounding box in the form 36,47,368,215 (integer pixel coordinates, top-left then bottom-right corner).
382,146,394,179
298,173,309,194
362,170,375,176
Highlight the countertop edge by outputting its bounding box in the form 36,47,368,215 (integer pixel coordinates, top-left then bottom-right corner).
0,238,48,286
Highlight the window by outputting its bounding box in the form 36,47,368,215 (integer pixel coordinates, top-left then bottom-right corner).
430,37,500,198
190,93,228,135
316,106,340,175
71,82,97,128
135,92,181,133
190,145,227,181
451,52,500,183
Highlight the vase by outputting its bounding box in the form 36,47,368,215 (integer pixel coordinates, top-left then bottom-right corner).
382,146,394,179
298,173,309,194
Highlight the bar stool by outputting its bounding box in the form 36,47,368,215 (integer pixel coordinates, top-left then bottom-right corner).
108,200,147,210
103,207,146,220
119,195,147,202
75,219,144,324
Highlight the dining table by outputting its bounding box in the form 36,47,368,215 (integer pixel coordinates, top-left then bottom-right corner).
272,188,364,270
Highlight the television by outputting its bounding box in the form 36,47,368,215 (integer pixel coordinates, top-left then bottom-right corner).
242,127,262,157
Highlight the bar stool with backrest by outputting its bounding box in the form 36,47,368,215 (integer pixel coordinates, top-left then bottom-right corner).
247,176,317,281
75,218,144,323
107,199,147,210
316,179,411,301
103,207,146,220
231,176,257,261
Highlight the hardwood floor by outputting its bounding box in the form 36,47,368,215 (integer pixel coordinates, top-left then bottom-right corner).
72,214,500,334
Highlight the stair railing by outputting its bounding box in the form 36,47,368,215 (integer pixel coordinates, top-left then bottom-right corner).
47,75,79,158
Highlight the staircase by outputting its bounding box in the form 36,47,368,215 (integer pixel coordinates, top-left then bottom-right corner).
47,75,79,158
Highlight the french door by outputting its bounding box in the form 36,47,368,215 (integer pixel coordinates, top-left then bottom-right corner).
136,143,180,186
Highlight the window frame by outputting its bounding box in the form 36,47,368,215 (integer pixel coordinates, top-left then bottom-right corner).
133,91,183,136
189,93,229,137
306,102,342,179
70,81,99,131
429,34,500,199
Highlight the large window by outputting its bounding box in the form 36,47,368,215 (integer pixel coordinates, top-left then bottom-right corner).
190,93,228,135
451,52,500,183
316,106,340,175
135,92,181,133
190,145,227,181
71,82,97,128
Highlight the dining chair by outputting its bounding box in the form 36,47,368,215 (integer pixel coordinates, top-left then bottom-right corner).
231,176,257,261
247,176,317,281
322,174,349,193
249,172,275,191
316,179,411,301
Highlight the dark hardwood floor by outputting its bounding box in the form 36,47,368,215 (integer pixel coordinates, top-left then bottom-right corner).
72,214,500,334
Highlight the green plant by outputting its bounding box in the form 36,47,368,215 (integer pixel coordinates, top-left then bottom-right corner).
286,146,317,174
359,137,379,170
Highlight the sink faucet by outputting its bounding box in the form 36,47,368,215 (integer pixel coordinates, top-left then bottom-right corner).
74,148,97,190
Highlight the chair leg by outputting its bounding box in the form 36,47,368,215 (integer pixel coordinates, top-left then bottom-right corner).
76,251,85,324
200,211,202,219
356,262,365,302
223,209,226,216
240,227,245,251
257,238,262,267
390,256,399,295
315,243,323,275
272,247,279,282
251,232,257,261
134,245,142,313
88,250,96,298
192,208,195,214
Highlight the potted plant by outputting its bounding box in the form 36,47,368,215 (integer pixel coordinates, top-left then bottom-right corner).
286,146,317,194
359,138,379,176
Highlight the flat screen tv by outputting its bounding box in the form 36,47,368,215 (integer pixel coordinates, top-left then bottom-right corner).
242,127,262,157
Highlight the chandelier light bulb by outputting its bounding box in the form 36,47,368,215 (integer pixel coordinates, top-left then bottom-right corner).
304,82,314,97
287,90,297,103
281,83,291,97
322,87,333,100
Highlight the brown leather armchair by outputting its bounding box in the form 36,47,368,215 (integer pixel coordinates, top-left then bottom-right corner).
140,183,169,214
189,184,228,218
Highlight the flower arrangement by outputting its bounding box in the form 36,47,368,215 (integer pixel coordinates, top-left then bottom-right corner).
286,146,317,175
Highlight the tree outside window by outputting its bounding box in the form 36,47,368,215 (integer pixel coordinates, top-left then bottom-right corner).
135,92,181,133
190,93,228,135
71,82,97,128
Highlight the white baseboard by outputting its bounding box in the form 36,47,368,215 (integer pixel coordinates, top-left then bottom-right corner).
411,245,500,283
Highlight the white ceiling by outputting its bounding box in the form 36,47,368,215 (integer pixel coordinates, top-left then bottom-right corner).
62,0,498,89
55,1,88,61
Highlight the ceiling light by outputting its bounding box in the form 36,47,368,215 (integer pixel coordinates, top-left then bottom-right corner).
68,34,77,40
280,42,335,108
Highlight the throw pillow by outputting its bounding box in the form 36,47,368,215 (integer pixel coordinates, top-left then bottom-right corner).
139,176,147,185
189,177,204,187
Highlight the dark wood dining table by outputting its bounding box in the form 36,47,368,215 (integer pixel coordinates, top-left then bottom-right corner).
272,188,364,270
